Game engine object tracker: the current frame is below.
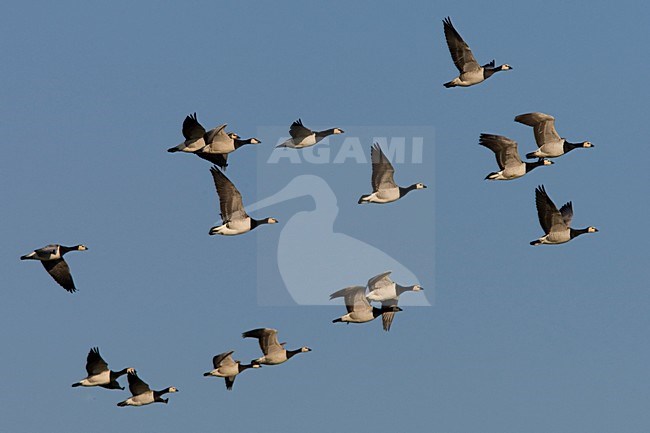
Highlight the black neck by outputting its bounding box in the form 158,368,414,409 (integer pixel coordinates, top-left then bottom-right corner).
250,217,272,229
395,284,411,296
153,388,172,402
286,348,302,359
234,138,254,149
562,140,581,153
399,184,418,197
238,363,255,372
315,128,337,139
525,159,546,172
483,67,502,79
570,227,590,238
111,368,130,380
60,245,79,255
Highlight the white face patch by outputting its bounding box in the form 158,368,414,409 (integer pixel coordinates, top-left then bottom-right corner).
268,218,278,224
543,160,553,165
78,245,88,251
334,128,344,134
588,227,598,233
251,138,261,144
584,142,593,147
169,387,178,393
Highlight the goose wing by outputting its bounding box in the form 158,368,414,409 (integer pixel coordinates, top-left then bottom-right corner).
182,113,206,141
381,299,399,332
242,328,283,355
35,244,58,258
289,118,313,139
370,143,396,191
203,124,232,152
41,259,76,293
559,201,573,227
367,271,393,292
210,166,248,222
197,151,229,170
443,17,480,73
514,112,560,146
86,347,109,375
212,351,236,368
535,185,567,234
330,286,371,314
127,371,151,396
479,134,522,169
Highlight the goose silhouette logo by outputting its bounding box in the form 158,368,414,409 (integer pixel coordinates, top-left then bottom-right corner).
247,174,432,306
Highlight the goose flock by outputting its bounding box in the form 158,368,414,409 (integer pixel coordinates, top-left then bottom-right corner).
18,16,598,411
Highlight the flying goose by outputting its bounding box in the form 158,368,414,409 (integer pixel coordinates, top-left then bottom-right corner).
208,166,278,236
358,143,427,204
201,124,261,156
479,133,553,180
242,328,311,365
276,118,344,149
167,112,208,153
442,17,512,88
531,185,598,245
116,371,178,407
330,286,402,332
203,350,260,390
168,113,261,169
514,112,594,159
71,347,134,390
365,271,423,302
20,244,88,293
196,136,261,170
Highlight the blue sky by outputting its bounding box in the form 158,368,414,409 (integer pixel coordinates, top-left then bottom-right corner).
2,1,650,432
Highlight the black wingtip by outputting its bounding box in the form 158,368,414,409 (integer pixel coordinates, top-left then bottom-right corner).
71,383,81,387
530,240,541,246
443,81,454,88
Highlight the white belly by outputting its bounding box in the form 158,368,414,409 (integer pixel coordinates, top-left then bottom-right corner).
127,391,154,406
81,371,110,386
210,219,251,236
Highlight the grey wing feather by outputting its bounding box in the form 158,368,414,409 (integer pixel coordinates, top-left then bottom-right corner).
559,201,573,226
204,124,229,144
86,347,109,376
127,371,151,396
443,17,480,73
42,259,76,293
197,151,229,170
514,112,560,146
210,166,248,222
381,299,399,332
35,244,58,257
535,185,566,234
289,119,313,139
243,328,282,355
367,271,393,291
370,143,396,191
182,113,206,141
479,134,522,169
330,286,370,313
212,351,236,368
